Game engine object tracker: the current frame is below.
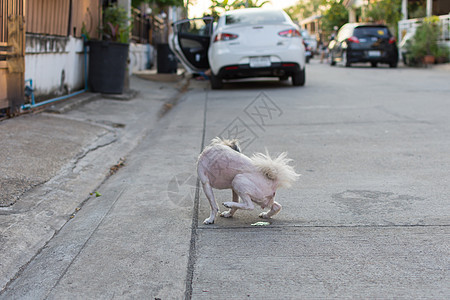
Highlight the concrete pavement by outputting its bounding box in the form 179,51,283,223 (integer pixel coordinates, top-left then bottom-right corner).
0,73,191,296
1,62,449,299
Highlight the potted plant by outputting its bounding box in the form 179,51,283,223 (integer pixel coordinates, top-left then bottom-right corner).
407,16,440,66
435,45,449,64
88,4,132,94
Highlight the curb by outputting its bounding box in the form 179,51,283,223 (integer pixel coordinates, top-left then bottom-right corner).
45,92,101,114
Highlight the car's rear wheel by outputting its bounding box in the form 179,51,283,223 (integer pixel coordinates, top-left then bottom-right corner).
389,61,398,68
292,68,305,86
371,62,378,68
210,73,223,90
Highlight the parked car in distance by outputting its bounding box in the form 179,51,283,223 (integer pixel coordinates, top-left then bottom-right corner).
170,8,306,89
328,23,398,68
300,30,316,63
300,30,317,53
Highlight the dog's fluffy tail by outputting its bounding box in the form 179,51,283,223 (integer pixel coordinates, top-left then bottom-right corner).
210,137,241,152
251,151,300,188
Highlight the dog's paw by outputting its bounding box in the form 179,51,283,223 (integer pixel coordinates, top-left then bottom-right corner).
220,211,233,218
222,202,233,208
203,218,215,225
259,212,271,219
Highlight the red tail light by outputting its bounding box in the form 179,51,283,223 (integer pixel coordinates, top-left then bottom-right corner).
347,36,360,43
278,29,301,38
225,66,238,70
388,36,396,44
214,33,238,42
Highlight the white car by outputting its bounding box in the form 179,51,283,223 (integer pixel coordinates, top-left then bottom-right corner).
170,8,306,89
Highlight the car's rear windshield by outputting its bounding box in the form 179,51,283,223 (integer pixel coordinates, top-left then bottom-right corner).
225,10,286,26
354,26,390,38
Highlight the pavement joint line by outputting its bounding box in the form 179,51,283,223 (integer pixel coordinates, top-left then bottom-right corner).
197,224,450,230
184,90,209,300
44,187,126,299
262,119,433,127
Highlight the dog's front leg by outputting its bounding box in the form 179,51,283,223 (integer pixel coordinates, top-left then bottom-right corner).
220,190,239,218
202,182,219,224
259,201,282,219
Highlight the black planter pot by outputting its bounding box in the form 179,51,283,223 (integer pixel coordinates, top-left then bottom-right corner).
88,40,129,94
157,43,177,74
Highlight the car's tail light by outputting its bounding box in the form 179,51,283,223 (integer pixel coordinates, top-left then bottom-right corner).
388,36,396,44
214,33,238,42
347,36,360,43
278,29,301,38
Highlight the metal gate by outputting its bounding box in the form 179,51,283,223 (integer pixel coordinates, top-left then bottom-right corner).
0,0,25,113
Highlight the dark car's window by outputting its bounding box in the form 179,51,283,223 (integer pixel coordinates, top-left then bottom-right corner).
354,27,390,38
175,19,212,36
225,10,286,26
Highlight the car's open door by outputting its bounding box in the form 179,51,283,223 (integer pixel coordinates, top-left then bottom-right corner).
169,17,213,74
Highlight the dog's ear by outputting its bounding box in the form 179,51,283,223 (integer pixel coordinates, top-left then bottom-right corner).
230,139,241,152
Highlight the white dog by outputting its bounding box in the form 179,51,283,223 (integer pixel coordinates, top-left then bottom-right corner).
197,138,300,224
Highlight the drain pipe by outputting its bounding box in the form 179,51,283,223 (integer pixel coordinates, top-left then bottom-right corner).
22,34,89,110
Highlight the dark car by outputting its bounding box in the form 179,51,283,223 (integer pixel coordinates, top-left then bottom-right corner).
328,23,398,68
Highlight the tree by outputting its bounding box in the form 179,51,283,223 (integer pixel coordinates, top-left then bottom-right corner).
320,1,348,33
285,0,322,21
232,0,270,9
207,0,270,19
365,0,402,37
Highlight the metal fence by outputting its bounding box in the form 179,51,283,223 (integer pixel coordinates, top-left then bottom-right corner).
26,0,100,38
132,7,150,43
398,14,450,47
131,7,166,45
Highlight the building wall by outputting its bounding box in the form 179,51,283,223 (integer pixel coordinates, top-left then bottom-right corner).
23,0,100,100
25,34,85,98
129,43,154,74
26,34,154,98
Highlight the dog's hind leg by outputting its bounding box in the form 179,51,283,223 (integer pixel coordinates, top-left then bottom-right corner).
202,181,219,224
223,175,255,211
259,201,282,219
220,190,239,218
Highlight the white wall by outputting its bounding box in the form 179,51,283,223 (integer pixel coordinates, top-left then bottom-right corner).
25,34,86,98
129,43,154,75
26,34,154,98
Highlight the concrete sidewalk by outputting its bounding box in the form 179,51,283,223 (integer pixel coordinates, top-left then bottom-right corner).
0,73,189,293
1,62,449,299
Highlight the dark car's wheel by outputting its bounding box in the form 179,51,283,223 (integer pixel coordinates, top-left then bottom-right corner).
210,73,223,90
389,60,398,68
292,68,305,86
371,62,378,68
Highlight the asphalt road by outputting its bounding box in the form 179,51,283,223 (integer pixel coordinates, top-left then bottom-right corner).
2,60,449,299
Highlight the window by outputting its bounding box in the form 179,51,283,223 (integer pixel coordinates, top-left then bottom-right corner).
354,27,390,38
225,10,286,26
